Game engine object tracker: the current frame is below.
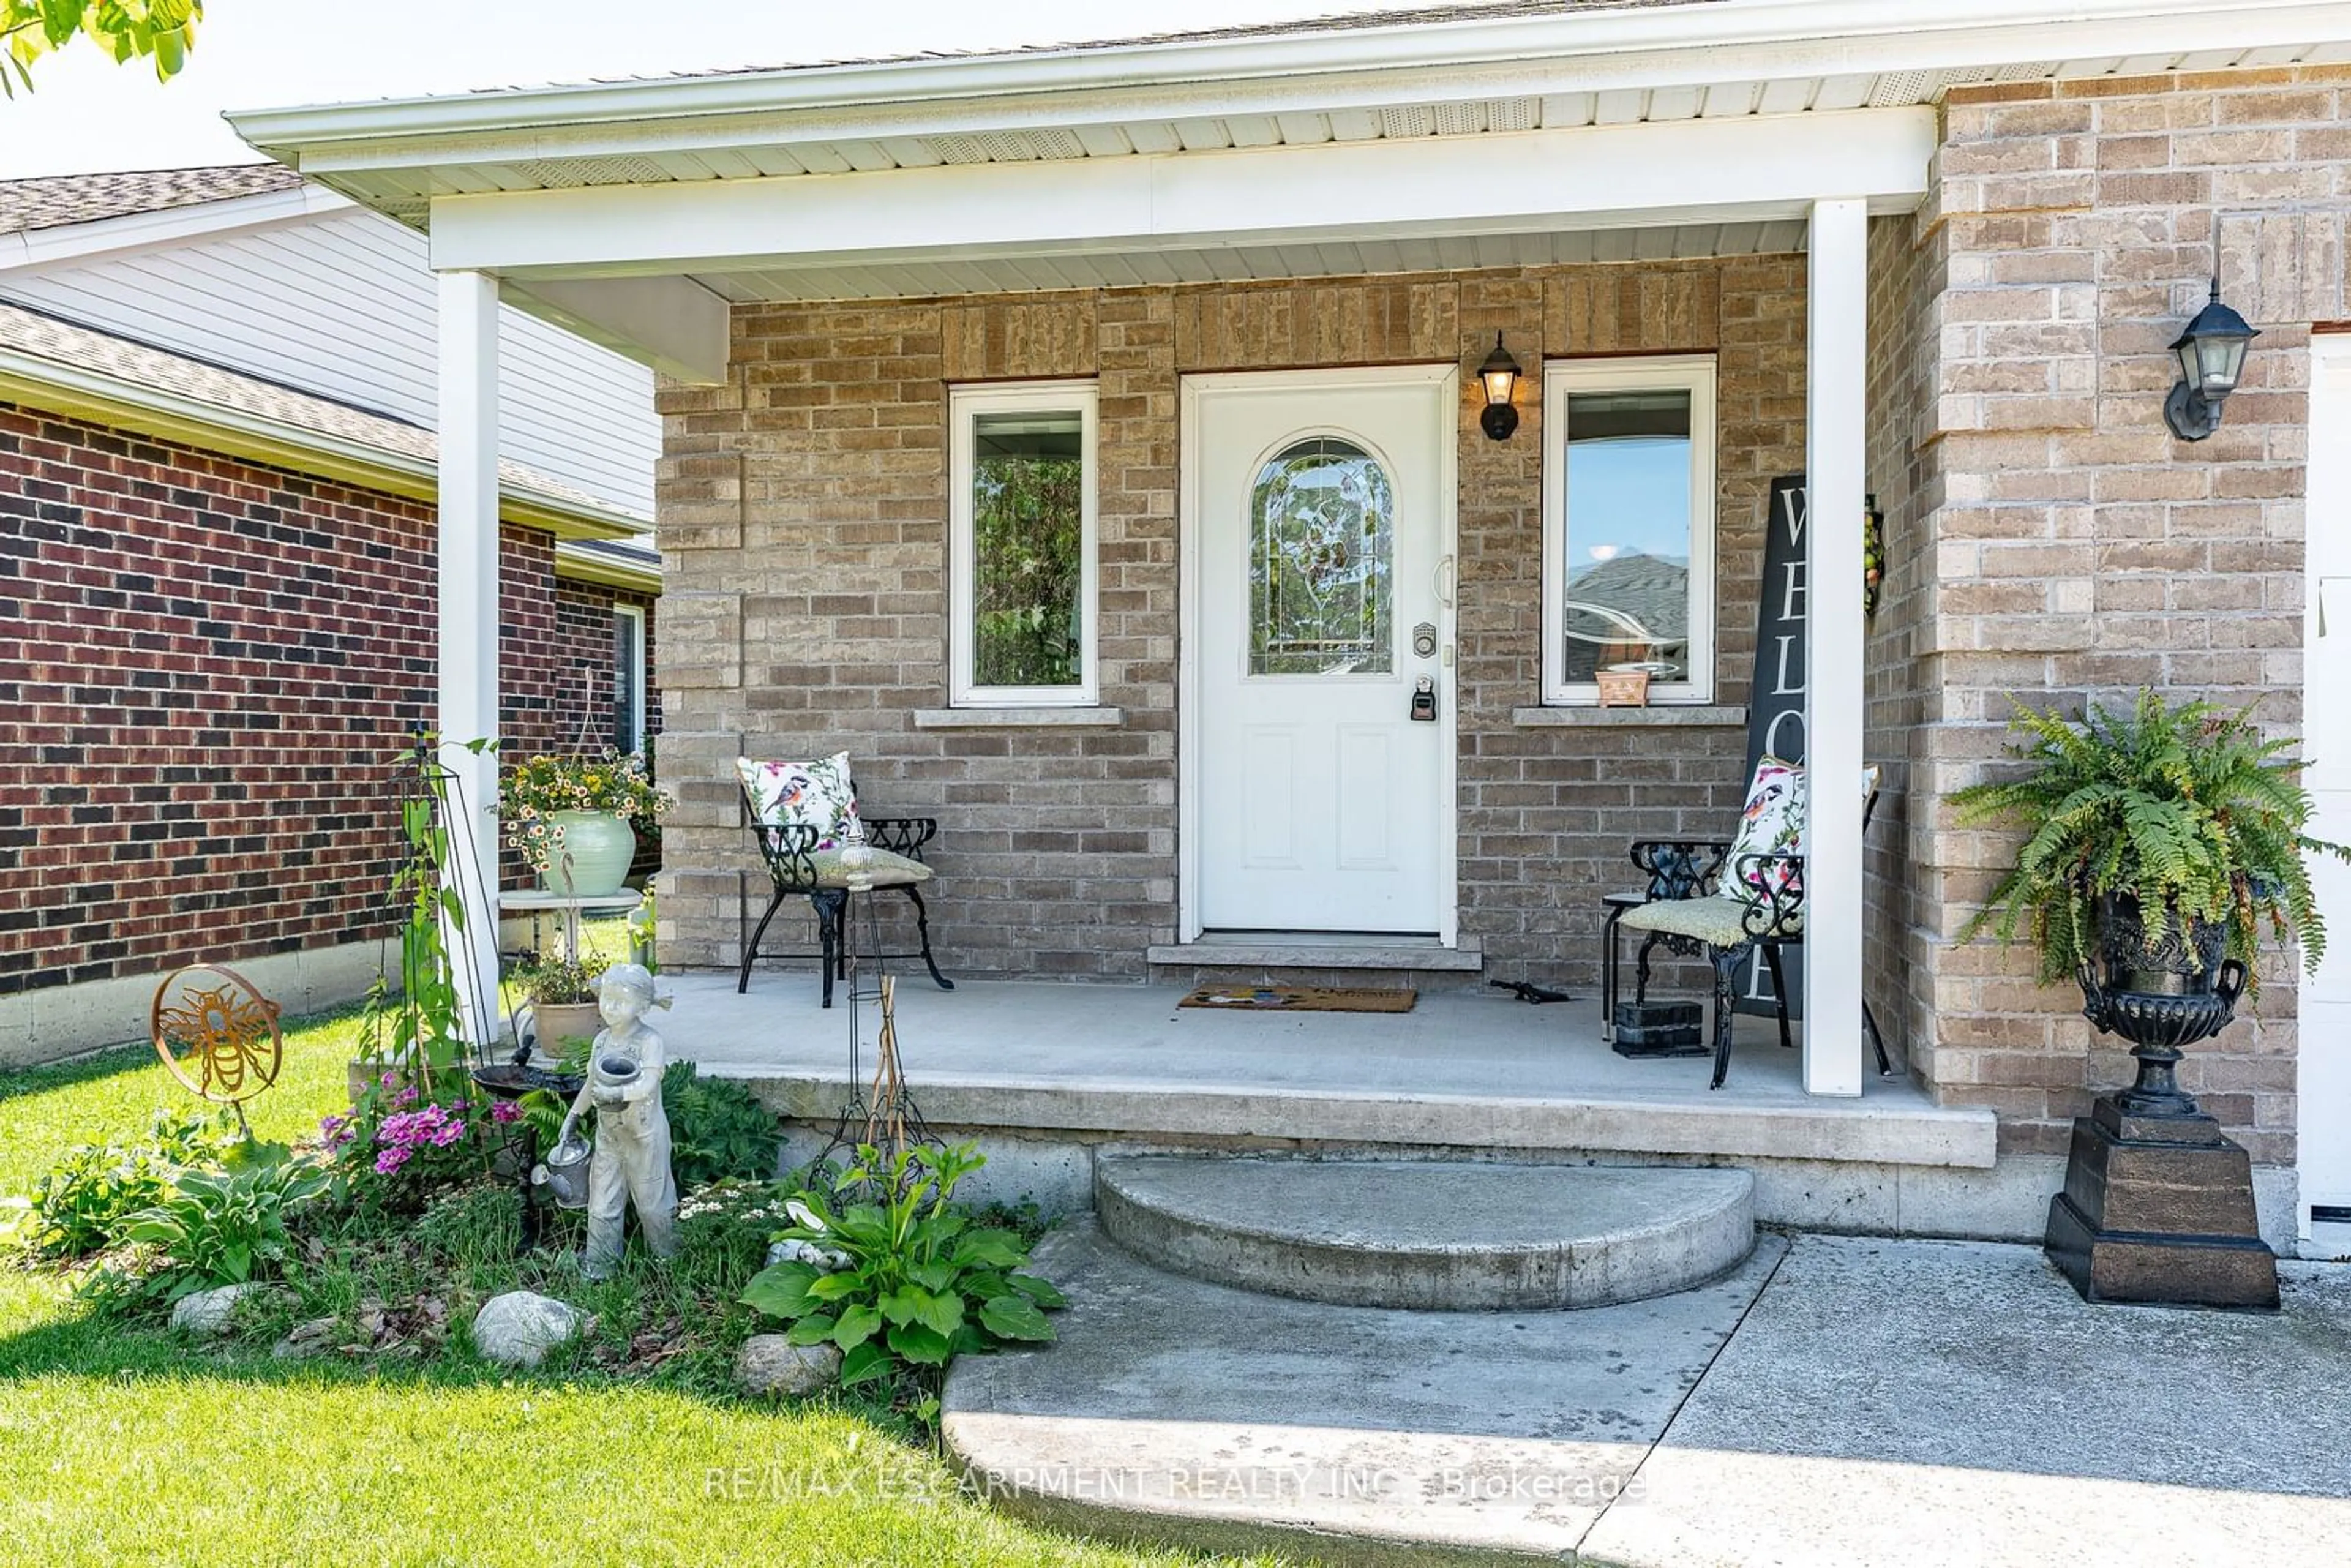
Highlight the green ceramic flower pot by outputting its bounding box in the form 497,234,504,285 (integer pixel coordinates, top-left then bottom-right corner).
539,810,636,896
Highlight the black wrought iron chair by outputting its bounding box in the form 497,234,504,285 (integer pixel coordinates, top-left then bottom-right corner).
736,790,953,1008
1614,790,1893,1090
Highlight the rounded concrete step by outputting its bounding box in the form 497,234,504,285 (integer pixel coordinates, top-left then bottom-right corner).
1094,1157,1754,1311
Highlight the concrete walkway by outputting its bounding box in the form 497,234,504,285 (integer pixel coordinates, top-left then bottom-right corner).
945,1230,2351,1566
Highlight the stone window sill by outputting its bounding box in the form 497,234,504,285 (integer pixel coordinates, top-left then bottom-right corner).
912,707,1126,729
1511,705,1749,728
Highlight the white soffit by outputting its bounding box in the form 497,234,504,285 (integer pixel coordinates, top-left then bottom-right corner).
230,0,2351,229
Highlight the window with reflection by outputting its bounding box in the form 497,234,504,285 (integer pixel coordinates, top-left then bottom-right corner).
1543,358,1717,703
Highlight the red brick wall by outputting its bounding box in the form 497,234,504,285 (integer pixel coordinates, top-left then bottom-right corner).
0,402,653,999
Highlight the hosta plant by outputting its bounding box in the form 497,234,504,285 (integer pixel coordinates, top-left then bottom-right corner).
740,1142,1063,1389
1953,691,2349,990
3,1108,236,1261
119,1147,331,1302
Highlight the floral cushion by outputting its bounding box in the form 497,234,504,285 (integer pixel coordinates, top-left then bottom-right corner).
737,753,863,850
1723,756,1807,911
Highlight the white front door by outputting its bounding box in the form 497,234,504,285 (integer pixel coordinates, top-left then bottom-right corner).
1185,367,1456,936
2302,336,2351,1248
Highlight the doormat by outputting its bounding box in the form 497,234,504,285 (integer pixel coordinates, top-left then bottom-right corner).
1179,986,1417,1014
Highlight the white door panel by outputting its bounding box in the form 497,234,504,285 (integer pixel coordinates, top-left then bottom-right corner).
1190,370,1453,934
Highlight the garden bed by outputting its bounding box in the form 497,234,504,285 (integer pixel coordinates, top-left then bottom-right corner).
0,1008,1261,1566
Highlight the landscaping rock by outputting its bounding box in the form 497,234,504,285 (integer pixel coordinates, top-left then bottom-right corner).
472,1290,583,1367
170,1283,278,1335
273,1316,340,1360
734,1334,840,1397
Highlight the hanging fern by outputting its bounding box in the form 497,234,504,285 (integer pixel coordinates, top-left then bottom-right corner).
1952,691,2349,989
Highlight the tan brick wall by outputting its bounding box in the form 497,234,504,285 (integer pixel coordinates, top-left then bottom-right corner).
654,259,1810,990
1878,67,2342,1160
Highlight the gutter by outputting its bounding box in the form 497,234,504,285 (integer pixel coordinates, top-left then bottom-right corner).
0,345,649,544
555,540,662,596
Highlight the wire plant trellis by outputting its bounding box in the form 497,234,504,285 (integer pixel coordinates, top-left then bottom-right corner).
362,727,514,1095
806,856,942,1185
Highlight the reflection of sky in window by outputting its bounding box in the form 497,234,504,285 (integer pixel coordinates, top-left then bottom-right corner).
1565,437,1692,577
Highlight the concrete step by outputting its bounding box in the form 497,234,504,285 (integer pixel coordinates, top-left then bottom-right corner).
1093,1156,1755,1311
942,1218,1789,1564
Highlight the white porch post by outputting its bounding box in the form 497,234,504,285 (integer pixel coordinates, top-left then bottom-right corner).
1802,197,1868,1097
437,269,503,1049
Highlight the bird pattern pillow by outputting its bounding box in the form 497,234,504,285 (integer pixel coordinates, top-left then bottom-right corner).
1723,756,1807,910
736,752,864,850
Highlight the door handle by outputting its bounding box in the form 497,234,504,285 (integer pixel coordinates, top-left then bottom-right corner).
1434,555,1456,609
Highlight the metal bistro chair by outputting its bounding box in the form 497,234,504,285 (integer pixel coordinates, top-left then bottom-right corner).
736,787,954,1008
1614,777,1894,1090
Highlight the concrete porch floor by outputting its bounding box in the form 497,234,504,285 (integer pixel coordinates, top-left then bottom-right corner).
665,969,1997,1174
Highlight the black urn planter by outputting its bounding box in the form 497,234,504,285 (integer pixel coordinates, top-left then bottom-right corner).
2045,894,2278,1310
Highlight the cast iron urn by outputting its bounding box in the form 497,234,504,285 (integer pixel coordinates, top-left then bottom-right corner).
2044,893,2278,1310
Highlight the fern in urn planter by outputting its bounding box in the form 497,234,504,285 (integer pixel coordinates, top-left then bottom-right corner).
1959,692,2347,1310
1953,691,2346,1009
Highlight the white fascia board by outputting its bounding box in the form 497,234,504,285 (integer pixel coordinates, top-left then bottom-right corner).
430,107,1935,280
230,0,2351,164
0,344,645,542
0,183,354,277
501,274,730,384
555,540,662,596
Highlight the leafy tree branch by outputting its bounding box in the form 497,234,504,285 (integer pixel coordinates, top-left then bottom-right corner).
2,1,202,97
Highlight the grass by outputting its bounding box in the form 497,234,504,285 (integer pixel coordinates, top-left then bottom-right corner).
0,1004,1267,1567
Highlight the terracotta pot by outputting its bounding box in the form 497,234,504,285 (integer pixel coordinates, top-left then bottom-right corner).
538,811,637,896
527,1001,604,1063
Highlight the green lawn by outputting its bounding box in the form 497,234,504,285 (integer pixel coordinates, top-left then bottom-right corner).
0,1008,1263,1567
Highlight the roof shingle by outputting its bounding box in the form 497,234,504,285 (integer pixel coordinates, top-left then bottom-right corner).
0,165,302,238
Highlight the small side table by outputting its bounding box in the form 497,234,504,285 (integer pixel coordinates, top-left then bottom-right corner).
1599,891,1649,1045
499,890,643,965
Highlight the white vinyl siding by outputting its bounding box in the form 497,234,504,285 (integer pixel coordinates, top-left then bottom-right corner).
0,209,655,517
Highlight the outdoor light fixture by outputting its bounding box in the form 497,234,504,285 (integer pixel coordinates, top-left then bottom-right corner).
1478,332,1521,441
2164,280,2259,442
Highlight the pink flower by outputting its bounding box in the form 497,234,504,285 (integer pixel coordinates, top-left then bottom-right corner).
375,1146,411,1176
490,1100,521,1124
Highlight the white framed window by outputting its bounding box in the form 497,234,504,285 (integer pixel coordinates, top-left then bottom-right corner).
1542,354,1719,706
612,603,647,752
948,381,1100,707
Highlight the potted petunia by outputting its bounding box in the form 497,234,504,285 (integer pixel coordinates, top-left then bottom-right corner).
498,749,672,897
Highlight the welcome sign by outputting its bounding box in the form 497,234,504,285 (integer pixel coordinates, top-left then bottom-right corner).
1737,475,1811,1018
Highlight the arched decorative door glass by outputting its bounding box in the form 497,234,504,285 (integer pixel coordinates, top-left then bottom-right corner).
1247,437,1395,676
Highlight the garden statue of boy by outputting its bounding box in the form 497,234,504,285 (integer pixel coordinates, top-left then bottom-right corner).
557,962,678,1280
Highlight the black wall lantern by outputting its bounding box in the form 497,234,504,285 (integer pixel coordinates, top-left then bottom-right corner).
1478,332,1521,441
2164,280,2259,442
